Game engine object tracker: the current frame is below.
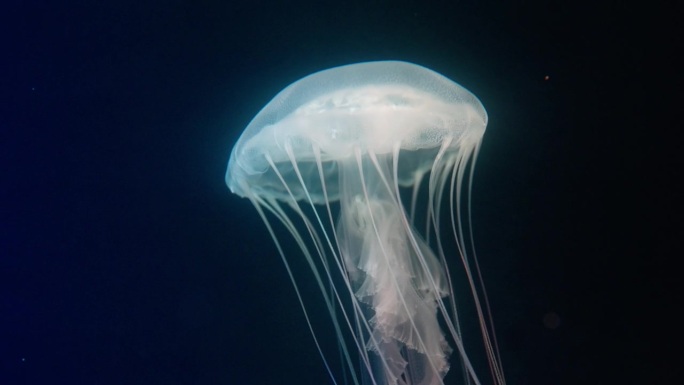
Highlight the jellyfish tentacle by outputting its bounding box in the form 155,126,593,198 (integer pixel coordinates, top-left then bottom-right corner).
244,187,340,385
386,142,484,385
284,140,384,385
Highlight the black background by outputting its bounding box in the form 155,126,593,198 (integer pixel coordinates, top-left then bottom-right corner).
1,1,679,385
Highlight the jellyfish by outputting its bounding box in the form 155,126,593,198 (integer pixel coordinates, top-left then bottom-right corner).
226,61,505,385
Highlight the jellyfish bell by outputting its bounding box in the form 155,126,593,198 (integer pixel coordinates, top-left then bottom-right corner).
226,61,505,385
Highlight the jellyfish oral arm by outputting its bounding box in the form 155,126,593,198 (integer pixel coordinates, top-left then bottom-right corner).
328,148,451,385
